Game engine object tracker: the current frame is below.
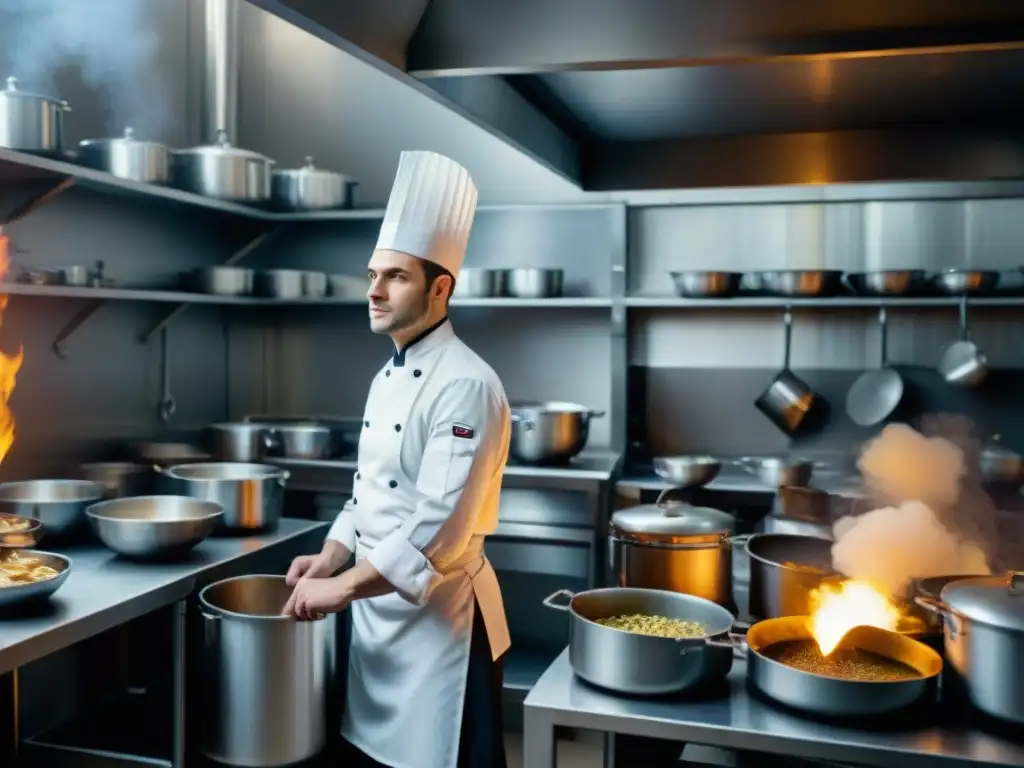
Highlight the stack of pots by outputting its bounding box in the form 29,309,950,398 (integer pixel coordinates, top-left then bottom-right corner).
157,463,287,533
608,489,736,609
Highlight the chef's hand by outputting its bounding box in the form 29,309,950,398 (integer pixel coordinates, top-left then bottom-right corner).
285,540,350,586
283,575,350,621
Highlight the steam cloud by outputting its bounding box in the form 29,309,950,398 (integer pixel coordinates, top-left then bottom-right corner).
0,0,170,138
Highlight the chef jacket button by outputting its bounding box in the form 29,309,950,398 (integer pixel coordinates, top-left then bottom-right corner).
388,480,398,489
364,420,369,427
355,472,361,480
413,369,422,378
352,497,358,505
386,370,391,377
394,424,402,432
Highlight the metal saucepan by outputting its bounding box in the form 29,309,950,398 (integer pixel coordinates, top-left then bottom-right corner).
742,617,942,717
608,489,737,607
841,270,929,297
845,307,905,427
256,269,304,299
932,269,1000,296
980,439,1024,487
506,268,564,299
757,270,844,298
453,268,506,298
938,296,988,387
742,533,837,620
733,456,820,488
915,572,1024,724
77,126,171,184
157,463,287,533
669,271,741,299
652,456,721,488
542,587,737,695
78,462,153,499
206,423,274,463
0,75,70,154
755,310,817,435
0,550,72,607
87,496,223,559
130,441,211,466
303,271,328,299
270,156,355,212
0,479,106,537
172,130,274,204
264,424,333,460
0,513,44,548
190,266,254,296
509,402,603,464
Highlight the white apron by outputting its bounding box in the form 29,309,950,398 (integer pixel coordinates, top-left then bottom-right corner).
329,321,511,768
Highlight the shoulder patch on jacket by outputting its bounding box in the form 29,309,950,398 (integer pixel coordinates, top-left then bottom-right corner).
452,423,475,439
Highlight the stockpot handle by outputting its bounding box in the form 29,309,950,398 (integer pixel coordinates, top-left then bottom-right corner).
510,413,535,432
914,595,966,637
725,533,754,549
587,410,607,419
689,632,749,659
541,589,574,611
262,428,281,452
277,469,290,487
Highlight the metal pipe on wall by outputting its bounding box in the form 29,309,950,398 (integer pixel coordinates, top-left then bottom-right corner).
202,0,240,142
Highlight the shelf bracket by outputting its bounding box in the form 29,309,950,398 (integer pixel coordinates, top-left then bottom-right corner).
138,225,285,344
51,299,105,360
3,176,75,226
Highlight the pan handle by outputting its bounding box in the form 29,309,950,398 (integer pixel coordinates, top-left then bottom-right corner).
541,589,574,611
958,295,971,342
878,306,890,368
733,457,758,474
781,309,793,370
702,632,749,659
914,595,966,637
724,533,754,549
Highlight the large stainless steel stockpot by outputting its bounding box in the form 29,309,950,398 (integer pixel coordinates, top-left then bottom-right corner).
172,130,273,203
609,489,736,607
158,463,287,532
0,479,105,537
0,76,69,153
199,575,335,766
77,127,171,184
916,572,1024,724
509,401,604,464
542,587,736,695
270,156,354,211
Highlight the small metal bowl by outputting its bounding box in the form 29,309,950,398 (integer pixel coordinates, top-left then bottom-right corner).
931,269,1000,296
842,270,929,297
758,270,844,297
0,550,72,607
0,513,44,548
87,495,223,559
653,456,722,488
669,271,741,298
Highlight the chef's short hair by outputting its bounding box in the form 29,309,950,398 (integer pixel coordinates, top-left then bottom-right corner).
420,259,456,306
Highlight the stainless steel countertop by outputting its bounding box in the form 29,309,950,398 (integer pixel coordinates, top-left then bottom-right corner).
525,650,1024,768
0,518,328,675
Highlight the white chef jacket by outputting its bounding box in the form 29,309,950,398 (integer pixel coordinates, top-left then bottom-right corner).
326,318,511,768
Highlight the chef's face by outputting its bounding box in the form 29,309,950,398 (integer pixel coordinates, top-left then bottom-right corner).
366,249,449,335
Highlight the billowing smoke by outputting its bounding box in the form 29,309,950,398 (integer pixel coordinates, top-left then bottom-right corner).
832,422,996,597
0,0,170,138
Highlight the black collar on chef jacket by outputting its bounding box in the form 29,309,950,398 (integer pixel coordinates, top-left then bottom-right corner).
391,316,451,368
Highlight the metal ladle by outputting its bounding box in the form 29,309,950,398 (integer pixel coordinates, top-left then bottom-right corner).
158,327,176,422
938,296,988,387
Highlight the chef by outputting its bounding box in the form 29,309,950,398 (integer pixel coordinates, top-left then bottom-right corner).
282,150,512,768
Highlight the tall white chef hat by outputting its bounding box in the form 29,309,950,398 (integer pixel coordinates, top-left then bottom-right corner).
374,151,479,279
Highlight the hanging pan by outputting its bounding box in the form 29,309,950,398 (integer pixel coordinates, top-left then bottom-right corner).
755,309,817,435
845,307,904,427
937,296,988,388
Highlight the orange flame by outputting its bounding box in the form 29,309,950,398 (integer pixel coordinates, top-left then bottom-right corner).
0,233,23,465
808,580,901,656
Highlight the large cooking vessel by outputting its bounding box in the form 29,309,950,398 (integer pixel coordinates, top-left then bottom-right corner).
271,156,354,211
199,575,334,766
915,572,1024,724
744,533,836,619
509,402,603,464
742,617,942,717
0,76,69,154
87,496,222,559
158,463,286,532
542,587,736,695
265,424,332,460
609,489,736,607
206,423,273,462
172,130,273,204
78,462,153,499
77,127,171,184
0,479,105,537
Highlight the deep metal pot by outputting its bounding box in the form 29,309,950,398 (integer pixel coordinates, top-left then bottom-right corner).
77,127,171,184
158,463,287,532
743,533,836,619
608,489,736,607
265,424,332,460
256,269,304,299
506,268,564,299
302,271,328,299
916,572,1024,724
191,266,254,296
542,587,736,694
0,76,69,154
0,479,105,537
206,423,273,462
669,271,741,298
172,130,273,203
199,575,335,766
509,402,603,464
271,156,354,211
453,268,506,298
79,462,153,499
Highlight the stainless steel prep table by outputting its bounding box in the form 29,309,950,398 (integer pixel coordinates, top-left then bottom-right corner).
0,517,328,767
524,650,1024,768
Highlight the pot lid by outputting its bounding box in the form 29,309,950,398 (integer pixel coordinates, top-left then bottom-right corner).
611,501,734,537
273,155,349,180
2,75,62,103
941,572,1024,632
178,129,273,162
79,126,165,148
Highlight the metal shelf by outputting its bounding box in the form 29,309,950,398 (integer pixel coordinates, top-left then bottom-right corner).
451,297,612,308
626,294,1024,309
